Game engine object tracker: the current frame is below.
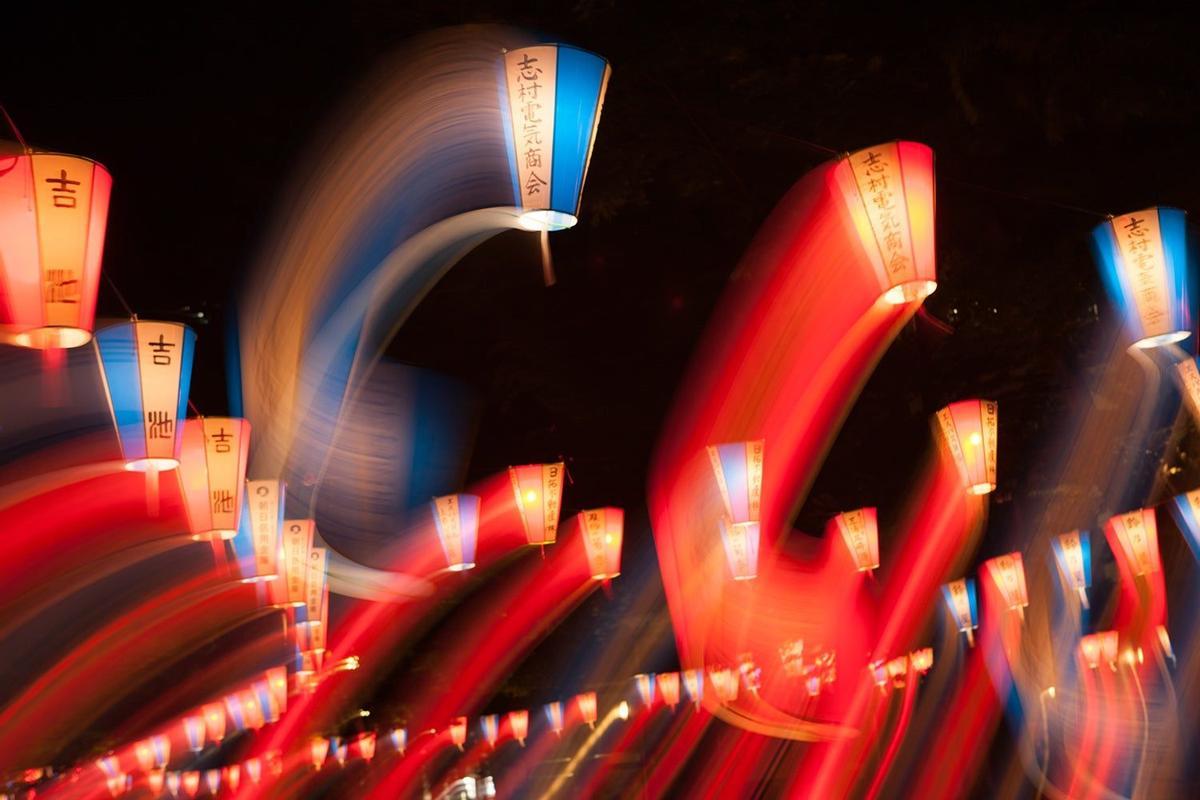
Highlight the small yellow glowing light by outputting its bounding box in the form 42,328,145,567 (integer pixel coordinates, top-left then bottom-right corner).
605,534,613,544
1046,686,1056,699
524,490,538,504
968,432,982,447
359,709,371,718
617,701,629,720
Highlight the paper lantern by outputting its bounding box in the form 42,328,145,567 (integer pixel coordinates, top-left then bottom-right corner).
389,727,408,754
282,520,315,608
909,647,934,675
833,507,880,573
332,736,348,766
501,44,611,231
95,321,197,471
181,772,200,798
710,667,739,704
738,654,762,694
201,703,225,744
936,400,998,495
941,578,978,647
237,479,285,583
985,552,1029,619
166,772,181,797
203,770,220,797
224,765,240,793
1092,207,1191,348
509,462,564,545
1051,531,1092,609
707,441,764,526
243,759,261,784
1171,486,1200,563
508,711,529,746
305,547,330,654
432,494,480,572
1177,359,1200,425
0,148,111,349
310,736,329,769
96,756,120,779
134,735,169,772
884,656,909,687
805,675,822,697
481,714,500,748
833,141,937,304
450,716,468,750
147,770,165,795
106,774,129,798
182,714,205,752
178,418,251,540
356,732,376,761
1080,631,1119,670
253,680,278,725
544,702,564,736
717,518,760,581
134,739,155,773
682,669,704,708
1106,508,1161,576
657,672,681,710
635,673,656,707
577,691,598,728
267,666,289,716
579,507,623,579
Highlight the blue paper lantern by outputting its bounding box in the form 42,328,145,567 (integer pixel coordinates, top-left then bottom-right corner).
1050,530,1092,608
502,43,611,231
1092,206,1192,348
432,493,480,571
941,577,978,646
1170,488,1200,562
94,320,196,470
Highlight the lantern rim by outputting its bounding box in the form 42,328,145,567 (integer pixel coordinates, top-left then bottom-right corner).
1132,330,1190,349
190,528,239,542
446,562,476,572
967,482,996,495
732,573,757,582
881,280,937,305
239,574,279,584
517,209,578,231
124,457,180,472
2,325,93,349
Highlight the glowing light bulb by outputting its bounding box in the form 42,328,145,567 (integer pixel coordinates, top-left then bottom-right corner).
968,432,982,446
617,701,629,720
525,490,538,504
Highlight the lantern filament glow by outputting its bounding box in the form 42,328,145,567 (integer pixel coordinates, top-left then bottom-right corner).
509,463,564,545
579,507,623,579
432,493,480,571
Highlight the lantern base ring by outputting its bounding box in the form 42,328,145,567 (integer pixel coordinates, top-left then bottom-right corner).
1132,330,1190,349
517,209,578,232
881,280,938,305
2,325,93,349
446,562,476,572
124,457,180,472
239,574,279,584
967,482,996,495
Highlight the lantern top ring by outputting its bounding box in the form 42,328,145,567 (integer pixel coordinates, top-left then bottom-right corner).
881,279,938,306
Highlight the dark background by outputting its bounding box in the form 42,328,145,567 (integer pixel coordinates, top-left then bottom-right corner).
4,3,1199,794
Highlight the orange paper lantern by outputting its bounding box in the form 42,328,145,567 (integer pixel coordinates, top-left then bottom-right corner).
936,399,998,494
178,417,251,540
832,507,880,572
1105,508,1161,576
509,463,565,545
579,507,623,579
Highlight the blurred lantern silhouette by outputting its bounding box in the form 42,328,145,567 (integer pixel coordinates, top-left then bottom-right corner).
106,774,129,798
805,675,821,697
0,144,112,349
985,553,1029,620
388,727,407,754
96,755,119,779
182,714,204,752
178,418,251,541
253,679,278,724
203,770,220,796
266,666,288,714
657,671,681,710
1170,487,1200,561
508,710,529,746
617,701,630,720
1080,631,1119,670
835,141,937,304
481,714,500,748
942,578,979,646
635,673,656,707
501,44,610,232
1106,509,1161,576
885,656,909,687
134,735,169,771
1051,531,1092,608
738,654,762,694
432,494,480,572
147,769,165,795
310,736,329,769
202,703,225,744
832,507,880,573
579,507,623,579
718,518,760,581
166,772,181,797
707,441,764,525
450,716,468,750
355,732,376,761
1091,206,1192,348
332,736,348,766
244,758,261,784
544,702,565,736
910,647,934,674
233,479,284,583
683,669,704,708
936,400,998,495
577,691,598,728
224,765,240,792
1177,358,1200,424
509,463,564,545
182,771,200,798
281,520,315,609
94,320,197,471
304,547,330,656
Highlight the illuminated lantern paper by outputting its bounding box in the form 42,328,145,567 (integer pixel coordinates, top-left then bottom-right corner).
389,727,408,754
0,148,112,349
181,772,200,799
886,656,909,686
310,737,329,769
267,666,288,716
356,732,376,761
305,547,330,653
718,518,760,581
910,647,934,675
135,739,155,773
178,417,251,540
1177,358,1200,424
282,520,315,608
481,714,500,748
1092,206,1191,348
147,770,165,795
134,735,169,772
635,673,656,707
833,507,880,573
432,494,480,571
1051,530,1092,608
97,756,120,779
204,770,220,797
657,672,681,710
202,703,225,744
502,45,611,231
936,400,998,495
106,774,128,798
738,654,762,694
166,772,181,797
683,669,704,708
244,759,261,784
941,578,978,646
1157,625,1176,663
450,716,468,750
238,479,284,583
544,702,565,736
1170,486,1200,562
1080,631,1119,670
805,675,821,697
707,441,764,525
710,668,739,704
95,321,197,471
985,552,1029,619
577,691,598,728
1106,509,1161,576
579,507,623,579
332,736,347,766
508,711,529,746
224,765,240,793
509,463,564,545
836,141,937,305
253,680,278,725
182,714,205,752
